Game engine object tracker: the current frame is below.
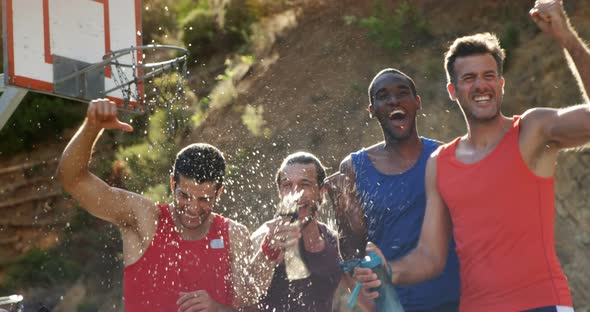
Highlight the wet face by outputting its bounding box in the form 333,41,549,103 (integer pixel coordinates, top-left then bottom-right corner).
369,73,421,141
171,175,220,230
277,163,322,222
447,53,505,122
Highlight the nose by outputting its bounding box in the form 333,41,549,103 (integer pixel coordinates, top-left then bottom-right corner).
184,200,201,213
472,77,488,92
385,94,402,106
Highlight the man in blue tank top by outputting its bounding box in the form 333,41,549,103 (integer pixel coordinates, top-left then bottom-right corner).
332,69,461,311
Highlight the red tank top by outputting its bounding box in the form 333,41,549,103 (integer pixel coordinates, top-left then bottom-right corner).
437,116,572,312
123,204,233,311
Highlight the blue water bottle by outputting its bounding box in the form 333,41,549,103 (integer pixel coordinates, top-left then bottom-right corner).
345,250,405,312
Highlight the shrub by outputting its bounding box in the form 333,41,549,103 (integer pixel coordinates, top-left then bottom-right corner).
115,108,186,193
357,0,430,52
500,23,520,72
142,0,178,44
2,249,80,290
179,0,259,62
179,8,219,61
0,93,85,156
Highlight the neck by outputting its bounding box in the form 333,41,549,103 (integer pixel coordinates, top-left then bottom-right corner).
382,133,423,160
465,114,512,149
301,219,325,253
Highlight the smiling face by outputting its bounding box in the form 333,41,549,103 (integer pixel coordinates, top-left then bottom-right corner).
170,175,221,230
447,53,505,123
369,72,421,142
277,163,322,222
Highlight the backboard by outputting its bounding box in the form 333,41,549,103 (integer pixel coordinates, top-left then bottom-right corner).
2,0,142,108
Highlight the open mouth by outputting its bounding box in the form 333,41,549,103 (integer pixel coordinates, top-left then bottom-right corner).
473,94,492,103
182,209,208,223
389,109,408,127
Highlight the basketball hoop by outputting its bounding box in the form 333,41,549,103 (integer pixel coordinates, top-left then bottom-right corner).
103,45,190,114
51,44,190,115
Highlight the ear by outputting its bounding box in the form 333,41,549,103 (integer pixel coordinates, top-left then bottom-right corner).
447,83,457,101
170,174,175,194
319,184,328,204
416,95,422,110
215,185,224,199
500,77,505,94
368,104,375,118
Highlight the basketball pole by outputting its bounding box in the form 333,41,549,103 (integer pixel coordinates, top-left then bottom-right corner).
0,74,28,130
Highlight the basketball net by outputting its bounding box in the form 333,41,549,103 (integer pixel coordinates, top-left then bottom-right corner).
104,45,190,136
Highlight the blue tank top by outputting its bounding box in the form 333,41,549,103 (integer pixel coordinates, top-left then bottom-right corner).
351,138,461,311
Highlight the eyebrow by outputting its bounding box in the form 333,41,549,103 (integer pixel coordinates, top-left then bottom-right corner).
376,84,410,94
280,177,315,184
177,188,213,196
459,72,476,79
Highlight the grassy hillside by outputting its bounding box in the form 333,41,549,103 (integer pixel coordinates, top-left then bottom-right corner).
1,0,589,310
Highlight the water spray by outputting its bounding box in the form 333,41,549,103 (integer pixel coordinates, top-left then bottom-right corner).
276,191,311,280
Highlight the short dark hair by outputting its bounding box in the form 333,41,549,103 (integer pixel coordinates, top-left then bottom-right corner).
172,143,225,190
368,68,418,106
445,32,505,85
275,152,326,188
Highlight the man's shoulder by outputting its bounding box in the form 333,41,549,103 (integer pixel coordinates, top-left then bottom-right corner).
346,142,383,160
223,215,250,239
341,142,383,171
363,142,385,155
421,137,444,147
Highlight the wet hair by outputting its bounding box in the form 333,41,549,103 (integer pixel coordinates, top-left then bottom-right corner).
368,68,418,106
445,32,505,85
172,143,225,190
275,152,327,188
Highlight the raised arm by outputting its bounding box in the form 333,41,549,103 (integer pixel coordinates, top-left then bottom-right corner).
247,218,303,301
324,157,367,261
389,152,452,285
517,1,590,174
56,99,154,228
530,0,590,102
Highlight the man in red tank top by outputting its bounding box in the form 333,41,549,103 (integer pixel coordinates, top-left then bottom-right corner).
354,1,589,311
57,99,258,311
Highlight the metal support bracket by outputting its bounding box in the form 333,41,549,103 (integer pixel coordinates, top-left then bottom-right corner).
0,74,29,131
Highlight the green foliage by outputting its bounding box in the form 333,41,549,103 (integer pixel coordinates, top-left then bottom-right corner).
116,141,173,193
142,0,179,44
356,0,429,52
0,93,85,156
192,96,211,127
500,23,520,72
241,104,269,137
175,0,209,21
62,209,122,275
116,109,184,194
343,15,358,26
179,8,219,59
224,0,260,44
77,302,98,312
180,0,260,62
144,183,172,203
2,249,80,290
